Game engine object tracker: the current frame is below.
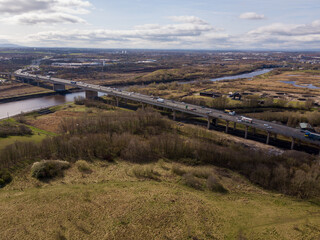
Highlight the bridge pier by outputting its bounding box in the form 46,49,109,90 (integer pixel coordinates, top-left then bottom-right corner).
85,90,98,99
53,83,65,91
173,110,176,121
116,97,119,107
274,133,277,141
141,102,144,110
266,132,270,145
233,122,236,130
207,117,211,130
225,121,229,133
245,126,248,139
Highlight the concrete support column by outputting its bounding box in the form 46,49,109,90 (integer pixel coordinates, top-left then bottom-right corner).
125,99,128,104
53,83,66,91
291,138,295,150
233,122,237,130
274,134,277,141
207,117,211,130
85,90,98,99
37,81,40,87
116,97,119,107
225,121,229,133
212,118,217,127
173,110,176,121
266,132,270,145
252,128,256,136
245,126,248,139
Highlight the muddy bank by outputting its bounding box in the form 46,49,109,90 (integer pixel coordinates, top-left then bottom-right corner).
0,88,80,104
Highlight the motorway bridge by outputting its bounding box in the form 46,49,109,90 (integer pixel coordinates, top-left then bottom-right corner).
13,69,320,152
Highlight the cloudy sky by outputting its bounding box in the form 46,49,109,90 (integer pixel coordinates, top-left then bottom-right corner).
0,0,319,50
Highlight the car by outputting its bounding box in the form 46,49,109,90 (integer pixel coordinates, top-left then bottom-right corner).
267,126,273,129
190,108,196,111
206,111,212,114
263,124,269,127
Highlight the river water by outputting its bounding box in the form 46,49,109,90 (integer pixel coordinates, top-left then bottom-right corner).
178,68,273,84
0,68,273,120
0,92,106,119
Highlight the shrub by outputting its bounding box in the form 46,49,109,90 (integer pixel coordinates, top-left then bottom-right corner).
31,160,70,180
190,167,213,179
75,160,91,173
183,173,203,190
132,166,160,181
0,122,32,138
0,170,12,188
207,175,228,193
74,96,85,105
172,165,186,176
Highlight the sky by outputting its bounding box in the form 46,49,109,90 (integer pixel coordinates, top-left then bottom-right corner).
0,0,319,50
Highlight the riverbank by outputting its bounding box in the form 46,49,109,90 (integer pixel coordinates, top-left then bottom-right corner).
0,88,81,104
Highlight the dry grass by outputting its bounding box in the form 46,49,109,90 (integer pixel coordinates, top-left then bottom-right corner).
75,160,91,173
1,160,319,240
27,110,83,133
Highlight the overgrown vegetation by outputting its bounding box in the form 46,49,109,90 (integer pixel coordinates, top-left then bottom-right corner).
31,160,70,180
132,166,160,180
248,110,320,127
75,160,91,173
0,169,12,188
0,121,32,138
1,109,319,198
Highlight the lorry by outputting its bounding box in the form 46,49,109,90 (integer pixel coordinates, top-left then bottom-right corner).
304,131,320,141
240,116,253,123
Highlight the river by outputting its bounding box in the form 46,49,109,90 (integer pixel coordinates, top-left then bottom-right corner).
0,68,273,120
0,92,106,119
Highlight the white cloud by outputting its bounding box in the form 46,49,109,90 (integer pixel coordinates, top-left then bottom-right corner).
23,16,227,48
230,20,320,49
168,16,209,25
0,0,91,24
239,12,265,20
4,13,320,50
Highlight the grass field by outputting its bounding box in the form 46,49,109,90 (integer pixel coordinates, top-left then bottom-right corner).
0,119,56,150
1,161,319,240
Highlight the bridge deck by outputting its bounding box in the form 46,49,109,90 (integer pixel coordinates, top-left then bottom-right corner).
13,70,320,148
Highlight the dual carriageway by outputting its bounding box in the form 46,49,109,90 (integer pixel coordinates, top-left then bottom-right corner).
12,69,320,153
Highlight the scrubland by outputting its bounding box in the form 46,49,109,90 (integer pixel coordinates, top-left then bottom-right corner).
0,99,319,239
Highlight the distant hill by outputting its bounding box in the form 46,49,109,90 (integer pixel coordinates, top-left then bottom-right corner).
0,43,24,48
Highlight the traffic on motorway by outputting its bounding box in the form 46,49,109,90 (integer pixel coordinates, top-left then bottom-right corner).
14,70,320,145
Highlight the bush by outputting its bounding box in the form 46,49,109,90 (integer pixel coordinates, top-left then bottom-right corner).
190,167,213,179
183,173,203,190
0,122,32,138
172,165,186,176
0,170,12,188
207,175,228,193
132,166,160,181
75,160,91,173
31,160,70,180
